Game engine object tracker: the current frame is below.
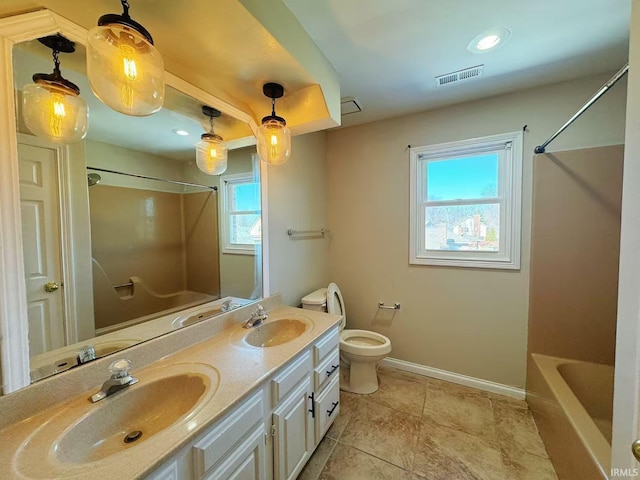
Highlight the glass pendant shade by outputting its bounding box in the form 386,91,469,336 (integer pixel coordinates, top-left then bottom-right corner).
257,117,291,166
87,23,164,116
196,133,228,175
22,83,88,144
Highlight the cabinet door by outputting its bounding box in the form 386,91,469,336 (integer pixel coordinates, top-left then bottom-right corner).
204,425,266,480
272,377,314,480
145,460,179,480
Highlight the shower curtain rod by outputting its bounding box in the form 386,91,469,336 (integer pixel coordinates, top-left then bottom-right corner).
86,167,218,191
534,63,629,154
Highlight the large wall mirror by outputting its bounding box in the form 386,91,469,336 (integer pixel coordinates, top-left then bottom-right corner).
0,11,264,394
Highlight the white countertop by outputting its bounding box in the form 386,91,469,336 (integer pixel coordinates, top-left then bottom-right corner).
0,304,341,479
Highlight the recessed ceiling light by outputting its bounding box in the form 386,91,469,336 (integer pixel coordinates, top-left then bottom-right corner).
468,28,511,54
173,129,190,136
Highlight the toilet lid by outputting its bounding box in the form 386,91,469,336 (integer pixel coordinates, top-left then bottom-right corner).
327,282,346,331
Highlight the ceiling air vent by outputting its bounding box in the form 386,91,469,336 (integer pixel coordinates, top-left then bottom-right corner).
340,97,362,116
435,65,484,88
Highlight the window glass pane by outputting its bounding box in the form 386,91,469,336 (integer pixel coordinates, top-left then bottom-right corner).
230,182,260,211
229,213,261,244
426,154,498,201
425,203,500,252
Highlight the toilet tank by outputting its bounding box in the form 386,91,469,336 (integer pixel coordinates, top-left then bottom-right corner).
301,288,328,312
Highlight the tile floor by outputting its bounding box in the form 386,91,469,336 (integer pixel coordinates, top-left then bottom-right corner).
298,366,558,480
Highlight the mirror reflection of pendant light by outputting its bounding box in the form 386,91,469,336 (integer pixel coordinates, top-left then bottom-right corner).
257,82,291,166
196,106,227,175
22,35,88,144
87,0,164,116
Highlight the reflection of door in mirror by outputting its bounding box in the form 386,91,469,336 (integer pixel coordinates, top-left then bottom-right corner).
18,138,65,355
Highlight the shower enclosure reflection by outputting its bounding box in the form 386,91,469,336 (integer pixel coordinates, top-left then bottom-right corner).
88,171,220,335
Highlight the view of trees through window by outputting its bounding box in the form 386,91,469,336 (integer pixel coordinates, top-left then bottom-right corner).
228,180,261,246
424,153,500,252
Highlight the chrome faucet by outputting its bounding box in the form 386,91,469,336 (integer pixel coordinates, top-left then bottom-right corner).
90,359,138,403
244,305,268,328
221,299,233,312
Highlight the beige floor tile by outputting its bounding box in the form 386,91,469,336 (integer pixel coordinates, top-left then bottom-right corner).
340,399,420,470
298,436,337,480
502,452,558,480
318,443,413,480
429,378,490,398
377,365,430,384
489,392,529,410
364,372,427,417
493,402,549,460
423,383,497,440
413,420,506,480
326,392,360,440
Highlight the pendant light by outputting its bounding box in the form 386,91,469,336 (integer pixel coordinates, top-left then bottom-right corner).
257,82,291,166
22,35,88,144
87,0,164,116
196,106,227,175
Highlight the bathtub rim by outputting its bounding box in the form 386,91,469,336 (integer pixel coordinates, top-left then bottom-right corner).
529,353,612,476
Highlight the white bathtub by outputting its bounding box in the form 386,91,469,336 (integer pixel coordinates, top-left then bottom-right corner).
527,353,614,480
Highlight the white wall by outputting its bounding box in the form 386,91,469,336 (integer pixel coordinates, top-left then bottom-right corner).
326,72,627,388
268,131,330,306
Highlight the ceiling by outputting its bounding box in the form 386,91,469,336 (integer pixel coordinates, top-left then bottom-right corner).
0,0,341,135
282,0,631,127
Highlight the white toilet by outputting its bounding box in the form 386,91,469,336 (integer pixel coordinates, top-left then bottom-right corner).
302,282,392,394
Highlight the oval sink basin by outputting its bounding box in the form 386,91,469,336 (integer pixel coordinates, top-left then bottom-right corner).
16,363,218,475
245,319,308,347
231,315,313,349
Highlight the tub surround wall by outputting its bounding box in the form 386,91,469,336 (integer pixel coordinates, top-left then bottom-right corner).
90,185,220,330
528,145,623,366
326,72,627,389
268,131,330,306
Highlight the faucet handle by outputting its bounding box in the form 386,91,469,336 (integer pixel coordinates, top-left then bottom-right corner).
255,304,265,314
109,359,132,379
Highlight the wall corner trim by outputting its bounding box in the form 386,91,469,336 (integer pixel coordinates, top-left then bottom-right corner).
380,357,526,399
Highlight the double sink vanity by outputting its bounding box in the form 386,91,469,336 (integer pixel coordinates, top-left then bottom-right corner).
0,297,342,479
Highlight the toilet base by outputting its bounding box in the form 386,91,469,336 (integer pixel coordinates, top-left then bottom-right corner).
339,360,380,394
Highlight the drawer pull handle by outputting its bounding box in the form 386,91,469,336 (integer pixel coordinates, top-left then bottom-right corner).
308,393,315,418
326,365,339,377
326,401,339,417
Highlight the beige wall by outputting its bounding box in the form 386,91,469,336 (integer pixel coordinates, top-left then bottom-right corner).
215,147,257,299
326,72,627,388
528,146,623,367
184,191,220,296
268,131,330,306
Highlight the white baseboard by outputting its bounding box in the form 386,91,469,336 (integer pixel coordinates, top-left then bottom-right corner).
380,357,526,400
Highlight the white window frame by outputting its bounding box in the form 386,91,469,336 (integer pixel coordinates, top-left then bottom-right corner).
409,131,523,270
220,172,260,255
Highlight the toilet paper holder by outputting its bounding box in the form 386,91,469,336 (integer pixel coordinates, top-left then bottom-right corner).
378,302,401,310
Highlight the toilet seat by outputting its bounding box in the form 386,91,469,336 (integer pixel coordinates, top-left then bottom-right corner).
327,282,346,331
340,329,392,356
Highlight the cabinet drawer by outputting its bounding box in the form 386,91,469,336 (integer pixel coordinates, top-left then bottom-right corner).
313,328,339,365
271,351,311,408
314,349,340,392
314,375,340,443
192,391,263,478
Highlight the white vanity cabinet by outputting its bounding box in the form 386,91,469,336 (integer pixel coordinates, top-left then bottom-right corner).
144,326,340,480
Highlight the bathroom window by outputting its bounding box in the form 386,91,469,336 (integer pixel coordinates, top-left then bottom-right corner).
409,131,523,269
220,173,261,255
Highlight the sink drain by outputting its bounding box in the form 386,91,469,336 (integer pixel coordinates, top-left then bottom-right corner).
124,430,143,443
